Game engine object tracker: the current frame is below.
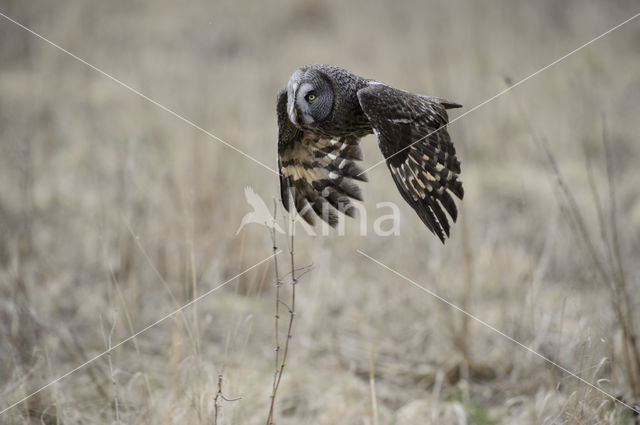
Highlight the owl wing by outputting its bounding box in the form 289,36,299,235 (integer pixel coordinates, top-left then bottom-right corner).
276,89,367,226
357,84,464,242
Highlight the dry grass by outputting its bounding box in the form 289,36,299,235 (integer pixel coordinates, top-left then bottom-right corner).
1,0,640,423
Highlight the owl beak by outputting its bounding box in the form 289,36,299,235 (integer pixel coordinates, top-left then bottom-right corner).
293,107,298,116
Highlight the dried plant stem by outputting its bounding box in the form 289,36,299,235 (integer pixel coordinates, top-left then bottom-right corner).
269,200,282,404
103,314,121,425
509,84,640,400
369,345,379,425
213,374,240,425
602,122,640,386
458,206,473,377
543,123,639,399
213,375,223,425
266,207,297,425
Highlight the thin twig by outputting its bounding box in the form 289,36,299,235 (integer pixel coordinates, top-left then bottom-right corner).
100,231,154,408
266,206,298,425
213,374,241,425
369,345,379,425
508,81,640,401
102,313,121,425
458,203,473,378
269,200,282,409
602,119,640,397
582,139,637,395
213,375,222,425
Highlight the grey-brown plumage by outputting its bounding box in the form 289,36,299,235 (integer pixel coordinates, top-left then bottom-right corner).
277,64,463,242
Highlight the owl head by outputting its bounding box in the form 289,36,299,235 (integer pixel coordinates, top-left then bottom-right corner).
286,67,334,127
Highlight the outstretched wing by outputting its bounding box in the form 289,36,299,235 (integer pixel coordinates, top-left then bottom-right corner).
357,84,463,242
276,90,367,226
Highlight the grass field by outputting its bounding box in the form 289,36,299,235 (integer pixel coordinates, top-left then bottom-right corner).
1,0,640,423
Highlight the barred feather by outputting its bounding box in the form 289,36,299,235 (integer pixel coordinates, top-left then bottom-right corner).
276,66,464,242
358,84,463,242
277,90,366,226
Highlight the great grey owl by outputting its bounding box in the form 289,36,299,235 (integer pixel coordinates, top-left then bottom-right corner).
277,64,463,242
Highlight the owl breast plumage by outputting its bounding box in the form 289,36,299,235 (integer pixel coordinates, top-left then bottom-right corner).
277,64,463,242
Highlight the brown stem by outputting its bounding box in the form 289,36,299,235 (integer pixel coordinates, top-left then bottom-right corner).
270,200,282,397
508,83,640,400
266,211,297,425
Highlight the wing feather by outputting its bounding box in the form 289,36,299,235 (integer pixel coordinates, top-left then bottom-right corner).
358,84,464,242
277,90,366,227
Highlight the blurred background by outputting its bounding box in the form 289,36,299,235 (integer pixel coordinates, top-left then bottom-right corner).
1,0,639,423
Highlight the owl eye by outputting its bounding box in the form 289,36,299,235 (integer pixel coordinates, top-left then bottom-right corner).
305,92,316,102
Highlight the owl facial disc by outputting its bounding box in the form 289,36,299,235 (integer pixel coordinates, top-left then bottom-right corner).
286,68,333,127
295,83,316,124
